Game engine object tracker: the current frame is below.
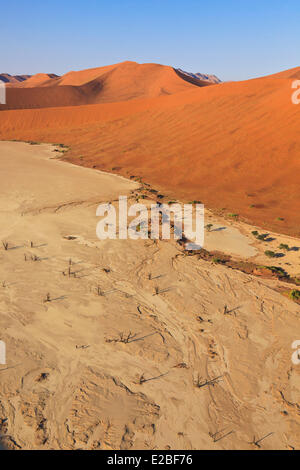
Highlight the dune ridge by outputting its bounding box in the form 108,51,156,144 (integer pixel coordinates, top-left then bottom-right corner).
1,62,212,110
176,68,221,84
12,73,59,88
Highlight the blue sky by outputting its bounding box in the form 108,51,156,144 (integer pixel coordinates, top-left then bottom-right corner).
1,0,299,81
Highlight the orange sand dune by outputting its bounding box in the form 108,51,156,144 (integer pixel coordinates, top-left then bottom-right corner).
2,62,211,110
12,73,59,87
0,63,299,235
17,61,212,89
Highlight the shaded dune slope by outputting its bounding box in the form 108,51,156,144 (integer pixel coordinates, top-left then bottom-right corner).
0,64,299,235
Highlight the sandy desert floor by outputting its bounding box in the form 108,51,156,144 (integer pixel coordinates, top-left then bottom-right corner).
0,142,300,450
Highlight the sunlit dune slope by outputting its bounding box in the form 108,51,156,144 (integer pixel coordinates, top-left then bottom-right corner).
2,61,210,109
0,65,299,235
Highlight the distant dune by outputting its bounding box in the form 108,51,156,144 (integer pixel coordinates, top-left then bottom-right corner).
0,73,31,84
13,73,60,87
0,61,299,235
1,62,213,110
176,68,221,84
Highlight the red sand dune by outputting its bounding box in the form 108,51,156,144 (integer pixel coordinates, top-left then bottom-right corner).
1,62,211,110
13,73,59,87
0,62,299,235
